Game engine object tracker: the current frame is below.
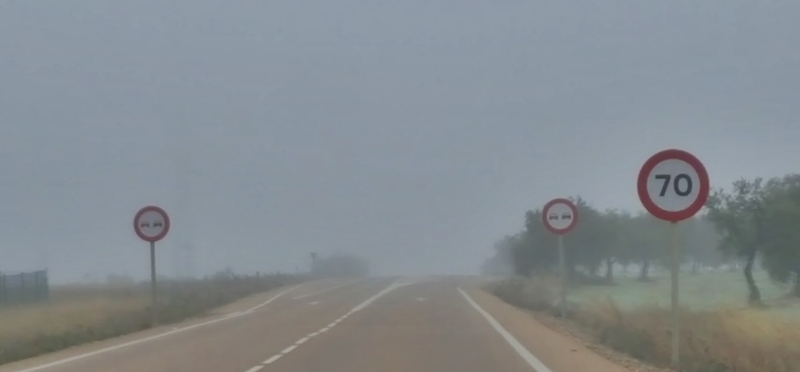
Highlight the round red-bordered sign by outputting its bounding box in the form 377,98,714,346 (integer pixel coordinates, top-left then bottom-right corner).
133,206,171,243
637,149,709,222
542,198,579,235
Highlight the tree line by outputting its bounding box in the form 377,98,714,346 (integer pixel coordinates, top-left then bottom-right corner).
482,173,800,304
311,253,370,278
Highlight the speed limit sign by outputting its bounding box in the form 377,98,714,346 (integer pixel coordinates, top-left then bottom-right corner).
636,148,710,369
637,149,710,222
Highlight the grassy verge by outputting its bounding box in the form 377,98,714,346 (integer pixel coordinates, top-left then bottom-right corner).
0,272,305,366
487,276,800,372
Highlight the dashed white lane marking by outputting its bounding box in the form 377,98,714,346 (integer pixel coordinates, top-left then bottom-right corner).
308,301,320,305
244,366,264,372
249,279,411,370
11,285,301,372
263,355,282,364
292,278,366,300
282,345,297,354
351,281,405,312
457,288,553,372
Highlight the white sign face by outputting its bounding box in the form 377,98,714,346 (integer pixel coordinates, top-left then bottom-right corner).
644,158,701,212
544,202,576,230
136,210,168,239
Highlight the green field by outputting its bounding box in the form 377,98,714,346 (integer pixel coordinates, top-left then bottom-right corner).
568,269,800,317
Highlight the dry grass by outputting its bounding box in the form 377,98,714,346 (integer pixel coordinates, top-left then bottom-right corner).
0,272,305,366
0,296,149,340
488,277,800,372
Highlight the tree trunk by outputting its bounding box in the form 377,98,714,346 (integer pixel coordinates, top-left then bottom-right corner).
743,251,762,305
793,273,800,298
605,258,614,283
638,260,650,281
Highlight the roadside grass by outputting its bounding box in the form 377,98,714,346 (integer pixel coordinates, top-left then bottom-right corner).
0,272,305,366
487,273,800,372
569,270,798,314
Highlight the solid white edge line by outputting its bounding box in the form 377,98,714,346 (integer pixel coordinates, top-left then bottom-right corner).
457,288,553,372
9,285,300,372
292,278,366,300
244,366,264,372
263,355,282,364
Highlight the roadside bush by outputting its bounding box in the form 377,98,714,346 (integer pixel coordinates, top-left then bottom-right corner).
486,277,800,372
485,276,557,312
0,272,305,366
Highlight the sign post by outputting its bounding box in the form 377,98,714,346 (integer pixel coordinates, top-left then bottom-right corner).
542,198,579,318
637,149,709,370
133,206,171,327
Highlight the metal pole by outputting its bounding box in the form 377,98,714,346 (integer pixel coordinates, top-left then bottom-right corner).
150,241,158,327
558,235,567,318
670,221,680,369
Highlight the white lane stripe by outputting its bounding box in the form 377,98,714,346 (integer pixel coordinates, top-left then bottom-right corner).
253,280,407,368
282,345,297,354
8,285,300,372
351,281,409,312
263,355,282,364
292,278,366,300
244,366,264,372
457,288,553,372
245,286,300,313
328,322,337,327
225,311,243,318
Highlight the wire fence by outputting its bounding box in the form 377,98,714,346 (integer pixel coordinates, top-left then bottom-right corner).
0,270,48,305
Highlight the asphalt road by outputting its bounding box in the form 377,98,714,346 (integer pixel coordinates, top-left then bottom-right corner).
0,277,631,372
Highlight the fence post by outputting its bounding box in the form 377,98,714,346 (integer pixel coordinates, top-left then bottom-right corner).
0,273,5,305
20,272,25,303
42,270,49,301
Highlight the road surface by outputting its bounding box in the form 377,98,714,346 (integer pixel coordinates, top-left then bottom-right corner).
0,277,632,372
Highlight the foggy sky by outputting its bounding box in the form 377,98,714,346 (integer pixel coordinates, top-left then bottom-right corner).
1,1,798,282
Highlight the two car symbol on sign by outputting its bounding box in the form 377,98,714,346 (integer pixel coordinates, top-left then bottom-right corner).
548,213,572,221
139,221,164,228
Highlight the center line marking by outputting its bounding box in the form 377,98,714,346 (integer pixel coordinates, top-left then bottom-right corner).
264,355,282,364
255,279,410,367
282,345,297,354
